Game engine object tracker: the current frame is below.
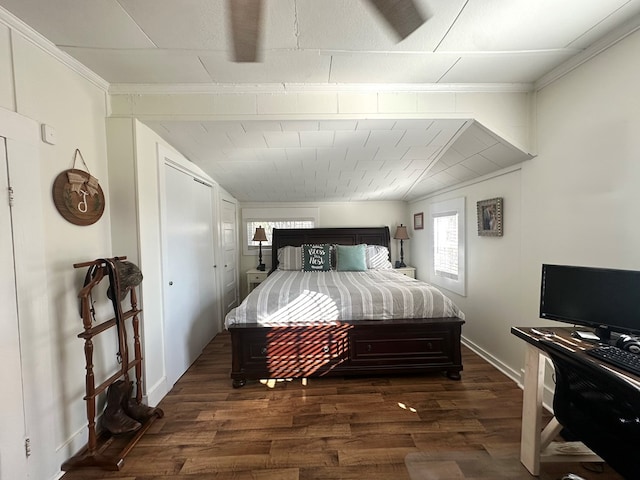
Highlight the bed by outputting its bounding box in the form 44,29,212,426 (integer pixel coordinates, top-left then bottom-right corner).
225,227,465,388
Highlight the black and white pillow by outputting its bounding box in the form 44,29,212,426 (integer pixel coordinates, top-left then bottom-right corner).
301,244,331,272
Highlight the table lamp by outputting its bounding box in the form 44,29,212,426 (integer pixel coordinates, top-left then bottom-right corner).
393,224,409,268
252,226,267,271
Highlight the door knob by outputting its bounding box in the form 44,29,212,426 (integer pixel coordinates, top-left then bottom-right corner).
169,281,173,286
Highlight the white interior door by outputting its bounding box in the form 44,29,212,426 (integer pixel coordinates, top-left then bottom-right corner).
193,177,220,343
221,198,238,316
163,163,217,387
0,137,28,479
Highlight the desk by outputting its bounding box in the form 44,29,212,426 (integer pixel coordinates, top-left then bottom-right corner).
510,326,640,476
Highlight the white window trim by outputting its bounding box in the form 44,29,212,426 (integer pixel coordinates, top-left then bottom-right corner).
429,197,466,297
241,207,319,256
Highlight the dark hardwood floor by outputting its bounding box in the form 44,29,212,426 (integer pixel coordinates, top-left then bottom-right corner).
61,331,623,480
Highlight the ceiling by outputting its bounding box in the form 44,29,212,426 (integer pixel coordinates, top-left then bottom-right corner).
2,0,640,201
146,118,532,201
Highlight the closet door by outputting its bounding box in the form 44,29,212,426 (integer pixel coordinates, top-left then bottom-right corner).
0,137,28,479
221,198,238,317
163,164,217,387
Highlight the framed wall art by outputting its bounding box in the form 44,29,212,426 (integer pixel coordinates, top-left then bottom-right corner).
413,212,424,230
477,197,503,237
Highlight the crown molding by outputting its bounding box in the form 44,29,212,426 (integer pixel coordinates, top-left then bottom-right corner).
108,82,533,96
0,7,109,92
535,13,640,91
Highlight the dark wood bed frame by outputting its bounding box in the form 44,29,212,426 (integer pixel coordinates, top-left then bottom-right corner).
229,227,464,388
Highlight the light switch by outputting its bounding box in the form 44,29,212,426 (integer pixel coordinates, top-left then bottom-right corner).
41,124,57,145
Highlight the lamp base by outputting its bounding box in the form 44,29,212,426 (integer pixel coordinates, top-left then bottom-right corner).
395,261,406,268
256,264,266,271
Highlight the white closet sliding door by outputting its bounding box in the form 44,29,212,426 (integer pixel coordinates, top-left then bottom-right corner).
163,162,218,387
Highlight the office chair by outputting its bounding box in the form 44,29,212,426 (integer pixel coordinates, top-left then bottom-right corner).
538,339,640,479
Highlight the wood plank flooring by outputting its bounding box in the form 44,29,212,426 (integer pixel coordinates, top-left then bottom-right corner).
60,331,623,480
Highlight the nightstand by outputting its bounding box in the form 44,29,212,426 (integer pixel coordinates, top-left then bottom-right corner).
247,268,268,293
394,266,416,279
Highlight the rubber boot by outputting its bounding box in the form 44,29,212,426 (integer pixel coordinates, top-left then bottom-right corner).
121,380,162,423
102,380,141,435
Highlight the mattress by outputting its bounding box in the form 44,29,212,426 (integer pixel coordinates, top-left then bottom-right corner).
225,270,465,327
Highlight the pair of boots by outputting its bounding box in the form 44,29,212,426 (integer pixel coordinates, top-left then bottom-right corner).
102,380,159,435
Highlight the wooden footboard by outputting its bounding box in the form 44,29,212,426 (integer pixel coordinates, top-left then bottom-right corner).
229,318,464,388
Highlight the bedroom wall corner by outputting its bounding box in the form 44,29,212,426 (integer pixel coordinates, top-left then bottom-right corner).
408,167,525,378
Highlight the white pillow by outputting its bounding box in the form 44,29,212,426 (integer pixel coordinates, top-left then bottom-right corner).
365,245,392,270
277,246,302,270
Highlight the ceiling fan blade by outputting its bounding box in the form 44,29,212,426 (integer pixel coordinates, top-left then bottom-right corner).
366,0,427,40
228,0,263,62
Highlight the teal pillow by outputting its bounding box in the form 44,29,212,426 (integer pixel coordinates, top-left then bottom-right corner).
336,244,367,271
302,244,331,272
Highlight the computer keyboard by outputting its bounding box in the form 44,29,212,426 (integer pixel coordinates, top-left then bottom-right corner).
586,345,640,377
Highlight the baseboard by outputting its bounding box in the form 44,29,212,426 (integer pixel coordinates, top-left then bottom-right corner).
461,335,522,383
145,375,169,407
461,335,555,412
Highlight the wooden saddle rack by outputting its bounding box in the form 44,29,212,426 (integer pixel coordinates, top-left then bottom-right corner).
62,256,164,471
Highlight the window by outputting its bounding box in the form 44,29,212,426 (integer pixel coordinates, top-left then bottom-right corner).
429,197,465,296
242,207,318,255
246,220,315,248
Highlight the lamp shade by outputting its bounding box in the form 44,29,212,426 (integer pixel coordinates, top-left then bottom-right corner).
394,224,409,240
252,226,267,242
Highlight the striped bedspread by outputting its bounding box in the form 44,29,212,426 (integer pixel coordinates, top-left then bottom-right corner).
225,270,465,327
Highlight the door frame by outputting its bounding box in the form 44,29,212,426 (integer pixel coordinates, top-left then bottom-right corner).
0,134,28,480
0,106,54,479
219,195,240,323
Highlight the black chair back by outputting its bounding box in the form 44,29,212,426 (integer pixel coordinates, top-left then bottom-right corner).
539,339,640,479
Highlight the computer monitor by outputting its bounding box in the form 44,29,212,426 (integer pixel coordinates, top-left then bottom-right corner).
540,264,640,340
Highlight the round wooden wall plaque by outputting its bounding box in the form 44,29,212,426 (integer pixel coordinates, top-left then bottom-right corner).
52,169,105,226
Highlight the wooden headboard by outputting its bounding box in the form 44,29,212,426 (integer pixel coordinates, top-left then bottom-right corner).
270,227,391,272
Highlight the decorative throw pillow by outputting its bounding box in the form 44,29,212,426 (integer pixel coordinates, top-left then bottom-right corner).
301,244,331,272
277,246,302,270
365,245,393,270
336,244,367,271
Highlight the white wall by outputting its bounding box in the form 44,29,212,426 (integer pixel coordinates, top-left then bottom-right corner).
518,29,640,371
408,28,640,386
0,22,113,480
0,23,15,110
107,118,227,405
521,29,640,324
410,166,525,377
